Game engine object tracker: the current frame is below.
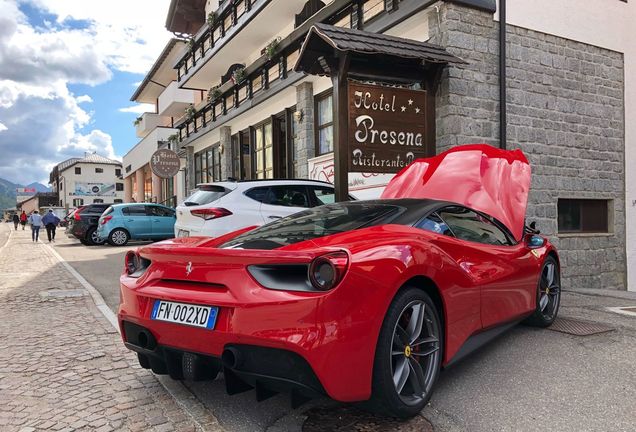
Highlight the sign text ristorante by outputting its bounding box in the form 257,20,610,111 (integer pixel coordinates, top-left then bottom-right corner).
348,82,430,174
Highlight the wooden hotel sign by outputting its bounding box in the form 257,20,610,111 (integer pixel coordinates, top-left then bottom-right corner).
348,82,429,174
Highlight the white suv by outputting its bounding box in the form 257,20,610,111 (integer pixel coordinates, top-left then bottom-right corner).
174,179,341,238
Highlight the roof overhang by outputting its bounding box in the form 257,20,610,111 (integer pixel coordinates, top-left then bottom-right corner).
131,39,188,103
165,0,206,34
294,23,466,83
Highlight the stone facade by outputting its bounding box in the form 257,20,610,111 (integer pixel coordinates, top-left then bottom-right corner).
430,2,626,290
294,82,316,178
219,126,233,180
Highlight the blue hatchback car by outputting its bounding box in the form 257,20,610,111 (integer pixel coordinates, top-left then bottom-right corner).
97,204,176,246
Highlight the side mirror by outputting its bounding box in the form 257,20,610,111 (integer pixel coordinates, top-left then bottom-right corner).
525,234,545,248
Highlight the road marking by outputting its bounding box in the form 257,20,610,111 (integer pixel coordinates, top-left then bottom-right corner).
0,224,12,251
43,242,223,432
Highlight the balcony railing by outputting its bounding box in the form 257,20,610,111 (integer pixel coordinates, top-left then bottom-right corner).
176,0,262,83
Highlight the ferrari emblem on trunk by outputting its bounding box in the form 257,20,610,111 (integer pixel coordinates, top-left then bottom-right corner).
185,262,193,276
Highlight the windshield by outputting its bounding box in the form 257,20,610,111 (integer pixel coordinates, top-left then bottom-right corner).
221,203,402,250
183,185,229,206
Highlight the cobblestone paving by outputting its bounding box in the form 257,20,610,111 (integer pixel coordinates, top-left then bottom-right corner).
0,227,220,431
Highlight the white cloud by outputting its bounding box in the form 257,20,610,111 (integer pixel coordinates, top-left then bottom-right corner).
0,0,173,184
76,94,92,103
118,104,155,114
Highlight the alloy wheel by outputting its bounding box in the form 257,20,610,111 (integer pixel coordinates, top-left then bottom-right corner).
111,230,128,246
390,300,440,405
539,261,560,320
91,230,103,245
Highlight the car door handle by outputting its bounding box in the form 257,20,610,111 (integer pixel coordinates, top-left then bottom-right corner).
127,219,134,222
268,216,282,219
153,219,160,222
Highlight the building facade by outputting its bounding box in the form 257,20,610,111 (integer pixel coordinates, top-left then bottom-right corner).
49,154,124,208
123,39,196,207
155,0,633,290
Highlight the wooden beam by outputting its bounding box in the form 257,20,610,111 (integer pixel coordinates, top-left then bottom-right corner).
332,52,350,202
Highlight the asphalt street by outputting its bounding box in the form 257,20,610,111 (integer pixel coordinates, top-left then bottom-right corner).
52,232,636,432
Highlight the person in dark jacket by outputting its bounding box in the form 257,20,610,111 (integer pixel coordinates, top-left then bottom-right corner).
42,209,61,243
12,213,19,230
19,210,27,230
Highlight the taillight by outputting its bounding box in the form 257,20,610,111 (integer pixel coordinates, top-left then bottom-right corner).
191,207,232,221
74,206,85,221
101,215,113,225
308,251,349,291
124,251,151,278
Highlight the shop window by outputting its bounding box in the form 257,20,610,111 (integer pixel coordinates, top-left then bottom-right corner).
231,134,242,179
75,167,81,175
144,176,152,202
253,122,273,179
558,199,609,233
363,0,385,23
95,167,103,173
195,145,222,184
116,183,124,191
316,93,334,155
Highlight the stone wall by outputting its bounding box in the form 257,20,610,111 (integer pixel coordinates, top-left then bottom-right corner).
294,82,315,178
430,2,626,290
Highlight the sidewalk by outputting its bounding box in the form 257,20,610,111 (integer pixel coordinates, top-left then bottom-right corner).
0,226,220,431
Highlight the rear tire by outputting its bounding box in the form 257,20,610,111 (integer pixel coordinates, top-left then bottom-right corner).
108,228,130,246
524,256,561,327
368,287,443,418
86,227,105,246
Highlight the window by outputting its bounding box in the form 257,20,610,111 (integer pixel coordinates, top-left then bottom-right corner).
93,199,104,204
95,167,104,173
316,94,333,155
266,186,310,208
184,185,229,206
75,167,81,175
122,205,147,216
195,145,222,184
253,122,273,179
245,187,270,203
114,199,123,204
116,183,124,191
437,207,511,245
147,206,175,217
558,199,609,233
115,168,121,176
231,134,241,179
416,212,452,236
308,186,335,206
72,198,84,206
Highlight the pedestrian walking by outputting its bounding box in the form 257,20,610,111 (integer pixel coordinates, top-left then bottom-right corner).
19,210,27,230
42,209,60,243
12,213,19,230
28,211,43,242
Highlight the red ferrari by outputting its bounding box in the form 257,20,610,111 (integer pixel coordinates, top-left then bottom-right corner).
118,144,560,418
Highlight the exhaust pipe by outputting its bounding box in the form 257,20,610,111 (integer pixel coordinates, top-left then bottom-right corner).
222,347,243,369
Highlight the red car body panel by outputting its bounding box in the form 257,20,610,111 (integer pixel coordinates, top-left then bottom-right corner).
381,144,531,241
118,145,557,403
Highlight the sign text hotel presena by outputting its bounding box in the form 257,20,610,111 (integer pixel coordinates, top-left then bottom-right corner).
348,82,429,174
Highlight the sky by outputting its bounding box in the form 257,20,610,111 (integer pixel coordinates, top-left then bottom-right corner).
0,0,172,185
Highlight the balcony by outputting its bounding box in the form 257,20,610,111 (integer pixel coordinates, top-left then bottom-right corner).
176,0,307,90
124,128,179,176
158,81,197,117
135,113,173,138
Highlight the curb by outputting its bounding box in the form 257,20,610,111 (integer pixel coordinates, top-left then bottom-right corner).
42,241,224,432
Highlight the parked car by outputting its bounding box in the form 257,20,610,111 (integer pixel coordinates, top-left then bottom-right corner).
118,145,560,418
65,203,111,245
97,204,176,246
174,179,346,238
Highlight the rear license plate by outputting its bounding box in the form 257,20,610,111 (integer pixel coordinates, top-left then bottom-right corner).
151,300,218,329
177,229,190,238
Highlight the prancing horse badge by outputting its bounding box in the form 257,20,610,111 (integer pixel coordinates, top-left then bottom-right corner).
185,262,193,276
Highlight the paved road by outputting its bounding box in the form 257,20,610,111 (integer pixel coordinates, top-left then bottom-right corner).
52,231,636,432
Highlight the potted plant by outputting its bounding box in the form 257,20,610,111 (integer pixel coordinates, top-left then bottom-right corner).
167,133,180,145
133,117,142,126
207,85,222,102
206,11,218,27
185,104,196,120
187,37,196,51
265,37,281,61
231,67,246,85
